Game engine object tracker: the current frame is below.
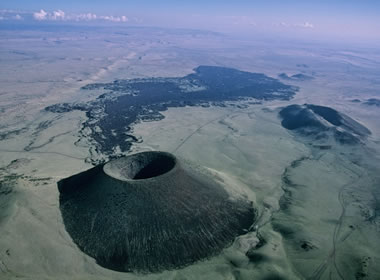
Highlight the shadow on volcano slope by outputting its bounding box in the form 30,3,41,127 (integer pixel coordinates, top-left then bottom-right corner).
279,104,370,146
58,151,256,273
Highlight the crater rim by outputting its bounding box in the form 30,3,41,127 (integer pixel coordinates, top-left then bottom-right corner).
103,151,178,181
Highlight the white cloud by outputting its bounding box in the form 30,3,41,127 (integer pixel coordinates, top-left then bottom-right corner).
74,13,97,21
13,14,23,20
34,9,65,21
0,9,20,14
51,9,65,20
31,9,128,23
301,22,314,28
99,15,128,22
33,9,48,20
278,21,315,29
280,22,290,27
2,9,128,23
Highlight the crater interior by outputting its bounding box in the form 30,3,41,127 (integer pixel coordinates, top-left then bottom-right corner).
104,151,177,180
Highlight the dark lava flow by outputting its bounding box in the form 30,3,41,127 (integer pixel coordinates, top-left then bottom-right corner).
58,151,255,273
45,66,297,162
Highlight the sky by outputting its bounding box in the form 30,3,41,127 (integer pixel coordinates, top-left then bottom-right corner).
1,0,379,43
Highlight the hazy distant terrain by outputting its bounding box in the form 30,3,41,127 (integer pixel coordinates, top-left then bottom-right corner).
1,24,380,280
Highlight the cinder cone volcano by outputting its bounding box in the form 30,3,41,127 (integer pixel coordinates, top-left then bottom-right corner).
58,151,255,273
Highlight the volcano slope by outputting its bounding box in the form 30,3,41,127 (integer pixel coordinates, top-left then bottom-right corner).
279,104,370,146
58,151,256,273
